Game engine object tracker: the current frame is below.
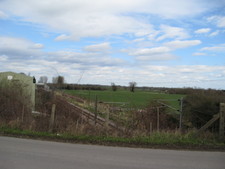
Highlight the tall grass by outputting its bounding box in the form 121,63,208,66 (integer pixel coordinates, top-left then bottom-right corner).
1,126,223,147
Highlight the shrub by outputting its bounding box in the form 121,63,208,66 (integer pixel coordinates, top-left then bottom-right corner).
183,92,225,129
132,101,178,133
0,79,32,127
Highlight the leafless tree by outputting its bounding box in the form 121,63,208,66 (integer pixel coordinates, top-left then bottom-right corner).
38,76,48,83
52,76,64,84
111,82,117,91
129,81,137,92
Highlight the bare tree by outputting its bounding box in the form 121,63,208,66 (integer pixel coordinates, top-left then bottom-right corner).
129,81,137,92
111,82,117,91
52,76,64,84
52,76,65,89
57,76,64,85
38,76,48,84
52,77,57,84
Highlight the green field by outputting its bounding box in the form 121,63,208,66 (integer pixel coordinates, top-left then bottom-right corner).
64,89,185,111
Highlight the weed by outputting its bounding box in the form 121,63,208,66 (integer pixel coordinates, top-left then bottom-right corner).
0,126,224,148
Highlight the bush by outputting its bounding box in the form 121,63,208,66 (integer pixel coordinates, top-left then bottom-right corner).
183,92,225,129
0,79,32,127
132,101,178,133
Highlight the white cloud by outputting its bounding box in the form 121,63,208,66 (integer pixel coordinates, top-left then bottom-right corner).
148,31,160,40
130,38,145,43
194,28,211,34
127,40,202,62
1,48,225,88
130,47,171,56
0,10,8,19
156,25,189,41
207,15,225,28
84,42,111,52
0,36,43,58
128,46,177,62
47,50,124,68
0,0,216,40
200,44,225,52
33,43,44,49
192,52,206,56
164,40,201,49
209,30,220,37
0,36,124,69
1,1,225,89
135,53,176,61
55,34,70,41
0,55,8,61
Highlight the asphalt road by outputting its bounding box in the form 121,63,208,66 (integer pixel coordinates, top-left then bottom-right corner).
0,136,224,169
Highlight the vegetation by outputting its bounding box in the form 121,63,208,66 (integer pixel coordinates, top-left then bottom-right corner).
38,76,48,83
111,82,117,91
129,81,137,92
52,76,64,84
183,90,225,129
1,78,224,149
64,89,184,109
1,126,224,149
0,79,32,127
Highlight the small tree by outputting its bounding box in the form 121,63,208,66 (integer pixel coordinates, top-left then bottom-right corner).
57,76,64,85
111,82,117,91
52,76,65,89
129,81,137,92
52,76,64,84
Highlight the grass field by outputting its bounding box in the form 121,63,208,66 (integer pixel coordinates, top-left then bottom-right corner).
64,89,185,111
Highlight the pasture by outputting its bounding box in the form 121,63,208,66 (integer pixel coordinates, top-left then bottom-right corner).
64,89,185,111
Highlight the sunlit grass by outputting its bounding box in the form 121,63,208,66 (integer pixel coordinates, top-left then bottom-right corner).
64,89,184,110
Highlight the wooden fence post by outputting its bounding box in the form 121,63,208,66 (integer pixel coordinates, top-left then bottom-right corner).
157,107,160,132
219,103,225,140
49,104,56,132
150,122,152,134
95,95,98,125
105,106,110,130
21,105,25,123
179,98,183,131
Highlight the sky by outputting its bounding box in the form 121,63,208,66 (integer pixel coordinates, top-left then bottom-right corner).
0,0,225,89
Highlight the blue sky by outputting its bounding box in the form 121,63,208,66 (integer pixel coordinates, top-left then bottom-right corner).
0,0,225,89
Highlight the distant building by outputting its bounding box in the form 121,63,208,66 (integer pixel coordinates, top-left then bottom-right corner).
0,72,36,111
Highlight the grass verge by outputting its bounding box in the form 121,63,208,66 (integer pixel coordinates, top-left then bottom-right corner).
0,126,224,151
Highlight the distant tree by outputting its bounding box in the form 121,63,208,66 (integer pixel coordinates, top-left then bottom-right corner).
111,82,117,91
129,81,137,92
52,76,64,84
57,76,64,85
52,77,57,84
52,76,65,89
38,76,48,84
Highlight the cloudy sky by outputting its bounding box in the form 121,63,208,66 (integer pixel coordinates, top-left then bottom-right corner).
0,0,225,89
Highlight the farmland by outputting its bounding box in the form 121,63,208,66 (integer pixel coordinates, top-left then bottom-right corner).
1,79,225,148
64,89,185,111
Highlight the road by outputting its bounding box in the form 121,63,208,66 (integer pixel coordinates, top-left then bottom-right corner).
0,136,224,169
